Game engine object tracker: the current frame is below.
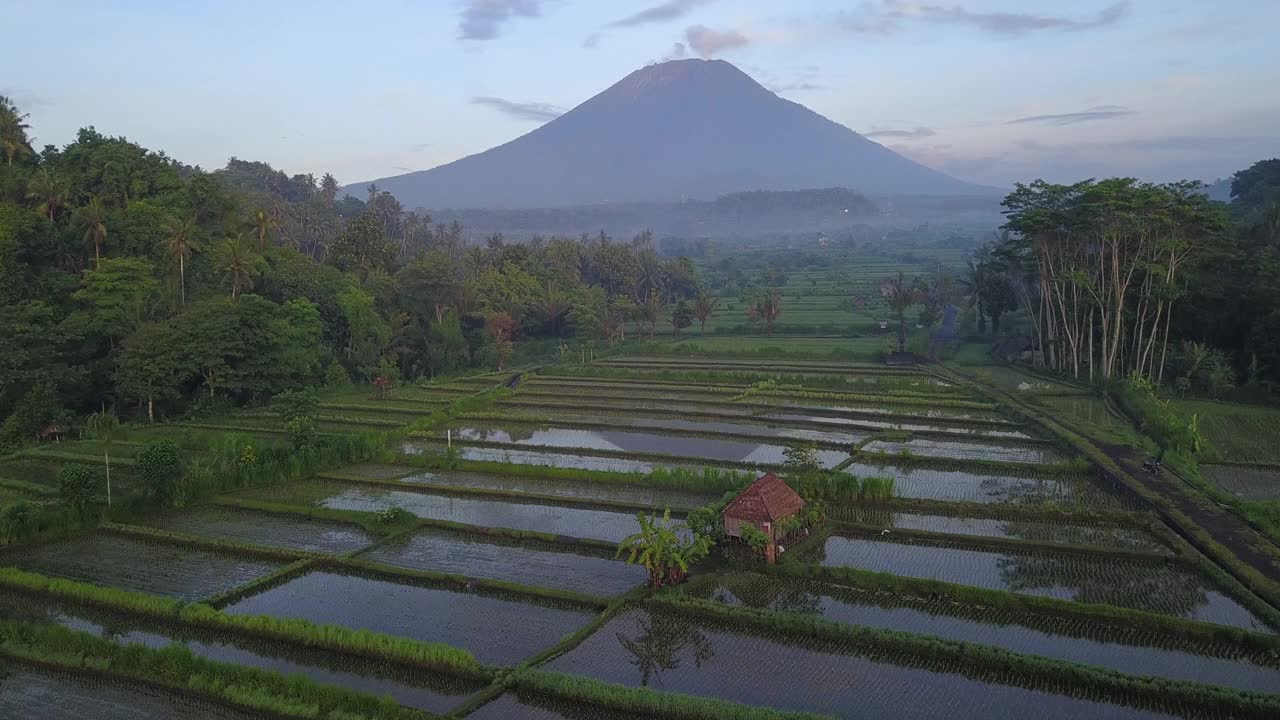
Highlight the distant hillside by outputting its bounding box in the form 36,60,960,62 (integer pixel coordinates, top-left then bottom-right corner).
1203,177,1233,202
426,187,1005,240
344,59,995,210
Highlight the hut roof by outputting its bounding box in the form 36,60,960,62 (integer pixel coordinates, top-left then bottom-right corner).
723,473,805,524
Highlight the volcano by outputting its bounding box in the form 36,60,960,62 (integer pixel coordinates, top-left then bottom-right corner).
344,59,990,209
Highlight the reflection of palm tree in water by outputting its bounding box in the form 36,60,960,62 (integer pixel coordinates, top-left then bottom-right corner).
998,555,1206,616
617,614,714,687
715,574,824,616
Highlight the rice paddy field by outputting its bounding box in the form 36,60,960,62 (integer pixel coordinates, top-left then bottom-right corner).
3,351,1279,719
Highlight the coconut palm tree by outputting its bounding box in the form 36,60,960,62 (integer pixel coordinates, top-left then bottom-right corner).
81,196,109,266
86,411,120,507
221,232,256,300
692,292,721,334
27,169,68,222
880,271,919,354
747,291,782,335
159,215,200,306
616,509,711,589
249,208,278,251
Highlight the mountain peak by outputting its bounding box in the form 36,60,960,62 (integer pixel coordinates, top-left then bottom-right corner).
344,60,991,210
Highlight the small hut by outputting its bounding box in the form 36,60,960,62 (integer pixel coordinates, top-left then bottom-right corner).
38,424,65,444
723,472,805,563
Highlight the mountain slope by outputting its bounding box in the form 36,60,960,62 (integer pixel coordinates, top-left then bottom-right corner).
345,59,992,209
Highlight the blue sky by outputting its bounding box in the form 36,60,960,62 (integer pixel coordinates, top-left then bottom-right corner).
3,0,1277,188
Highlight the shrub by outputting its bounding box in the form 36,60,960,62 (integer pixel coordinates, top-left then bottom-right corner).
56,463,100,519
287,415,318,450
136,440,187,505
272,389,320,420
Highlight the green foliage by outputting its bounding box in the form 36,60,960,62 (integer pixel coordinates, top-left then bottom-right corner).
135,439,186,504
56,463,100,519
286,414,319,450
617,509,713,588
273,388,320,421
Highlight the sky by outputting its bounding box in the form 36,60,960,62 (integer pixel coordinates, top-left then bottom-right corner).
3,0,1278,189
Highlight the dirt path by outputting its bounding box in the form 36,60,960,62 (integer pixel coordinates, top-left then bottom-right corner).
1098,439,1280,586
937,362,1280,608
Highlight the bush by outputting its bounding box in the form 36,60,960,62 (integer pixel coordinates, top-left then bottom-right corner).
272,389,319,421
56,464,100,519
325,363,352,388
287,415,318,450
136,440,187,505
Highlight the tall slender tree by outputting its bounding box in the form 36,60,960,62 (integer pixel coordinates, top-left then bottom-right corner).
86,410,120,507
221,232,256,300
81,196,109,266
250,208,278,251
159,215,200,306
0,96,33,166
27,169,68,222
692,291,721,334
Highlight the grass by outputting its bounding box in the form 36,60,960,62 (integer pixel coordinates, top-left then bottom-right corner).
1167,398,1280,464
508,667,833,720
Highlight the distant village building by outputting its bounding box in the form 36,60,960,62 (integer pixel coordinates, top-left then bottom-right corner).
723,472,806,563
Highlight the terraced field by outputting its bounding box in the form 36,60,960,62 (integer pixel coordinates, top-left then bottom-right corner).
3,353,1279,719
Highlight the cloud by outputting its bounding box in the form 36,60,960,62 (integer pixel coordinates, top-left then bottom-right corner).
864,126,937,139
841,1,1128,36
684,25,751,58
407,143,432,153
459,0,543,41
1007,105,1135,126
470,95,565,122
663,42,688,61
582,32,602,48
606,0,716,29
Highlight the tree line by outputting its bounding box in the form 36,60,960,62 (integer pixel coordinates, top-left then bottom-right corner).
964,161,1280,396
0,97,801,444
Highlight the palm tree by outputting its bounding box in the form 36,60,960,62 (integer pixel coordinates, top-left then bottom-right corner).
27,169,68,222
249,208,278,252
616,509,711,589
0,96,33,166
747,292,782,335
881,271,920,354
159,215,200,306
537,283,571,337
221,232,256,300
640,289,665,340
692,292,721,334
81,196,109,266
86,411,120,507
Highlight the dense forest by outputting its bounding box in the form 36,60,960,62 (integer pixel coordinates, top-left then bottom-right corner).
0,97,741,445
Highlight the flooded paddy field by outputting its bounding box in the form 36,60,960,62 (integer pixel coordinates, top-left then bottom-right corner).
809,534,1272,631
0,667,267,720
830,506,1170,553
841,462,1136,509
360,527,645,596
862,437,1067,464
686,572,1280,694
138,505,379,554
543,608,1180,719
388,468,717,508
239,479,655,543
0,595,486,714
0,532,286,601
450,425,850,468
222,569,597,665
